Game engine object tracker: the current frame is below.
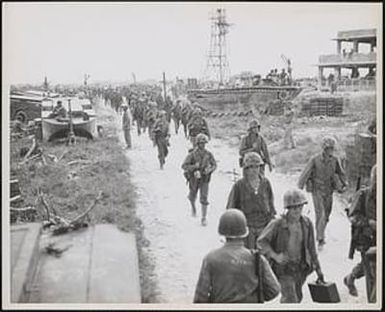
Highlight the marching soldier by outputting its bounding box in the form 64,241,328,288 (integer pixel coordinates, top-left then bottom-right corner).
171,99,182,134
181,133,216,226
121,104,132,149
152,110,170,169
239,120,272,174
187,107,210,148
257,188,325,303
283,105,296,149
297,136,347,249
343,165,377,302
226,152,276,249
194,209,280,303
181,102,193,138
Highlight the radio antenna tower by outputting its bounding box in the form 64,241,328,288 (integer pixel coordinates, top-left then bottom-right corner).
204,8,232,86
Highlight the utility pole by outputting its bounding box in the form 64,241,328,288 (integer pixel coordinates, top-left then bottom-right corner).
67,99,76,145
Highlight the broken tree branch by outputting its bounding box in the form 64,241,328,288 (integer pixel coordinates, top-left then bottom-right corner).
10,206,36,213
70,191,103,224
58,150,68,161
23,137,37,161
20,153,41,165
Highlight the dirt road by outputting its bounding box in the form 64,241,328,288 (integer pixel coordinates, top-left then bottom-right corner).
105,98,367,305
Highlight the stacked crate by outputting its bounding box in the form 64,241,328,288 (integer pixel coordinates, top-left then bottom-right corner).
302,97,343,116
267,100,285,115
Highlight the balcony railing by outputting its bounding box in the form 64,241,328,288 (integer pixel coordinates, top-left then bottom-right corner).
320,78,376,91
319,52,376,65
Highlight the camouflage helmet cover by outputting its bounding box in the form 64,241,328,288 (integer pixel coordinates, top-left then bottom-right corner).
196,133,209,144
283,188,308,209
322,136,336,149
243,152,264,168
248,119,261,130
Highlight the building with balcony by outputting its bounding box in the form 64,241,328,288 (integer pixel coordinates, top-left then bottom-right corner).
317,28,377,90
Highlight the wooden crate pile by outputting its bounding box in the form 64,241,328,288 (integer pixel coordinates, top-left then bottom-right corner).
302,97,343,117
266,100,285,115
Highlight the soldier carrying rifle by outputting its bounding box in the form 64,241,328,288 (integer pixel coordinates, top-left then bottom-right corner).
344,165,377,303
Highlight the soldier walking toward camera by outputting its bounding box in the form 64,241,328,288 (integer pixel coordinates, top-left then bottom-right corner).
297,136,347,249
194,209,280,303
187,107,210,148
122,105,132,149
283,105,296,149
182,133,216,226
257,189,325,303
239,120,272,174
181,102,193,138
344,165,377,302
152,110,170,169
226,152,276,249
171,99,182,134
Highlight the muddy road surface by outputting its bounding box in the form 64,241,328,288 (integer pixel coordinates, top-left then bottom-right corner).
100,98,367,305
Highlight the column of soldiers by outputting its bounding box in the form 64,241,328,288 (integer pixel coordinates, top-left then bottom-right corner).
95,85,377,304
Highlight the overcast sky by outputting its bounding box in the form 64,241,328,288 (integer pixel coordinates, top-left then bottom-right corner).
3,2,382,85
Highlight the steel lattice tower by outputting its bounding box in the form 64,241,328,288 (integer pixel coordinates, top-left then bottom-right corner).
204,8,231,86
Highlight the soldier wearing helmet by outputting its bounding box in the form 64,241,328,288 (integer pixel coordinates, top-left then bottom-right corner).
194,209,280,303
171,99,182,134
226,152,276,249
343,164,377,302
239,119,273,174
257,188,325,303
187,106,210,148
182,133,217,226
152,110,170,169
181,101,193,138
297,135,347,249
121,104,132,149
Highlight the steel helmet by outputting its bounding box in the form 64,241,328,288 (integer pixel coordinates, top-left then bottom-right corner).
248,119,261,130
159,110,167,116
196,133,209,144
283,189,308,209
322,136,336,149
243,152,264,168
218,209,249,238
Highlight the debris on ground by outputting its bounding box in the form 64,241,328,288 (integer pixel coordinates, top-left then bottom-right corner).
44,242,72,258
38,190,104,236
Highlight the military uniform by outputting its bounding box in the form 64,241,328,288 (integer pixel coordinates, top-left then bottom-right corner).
187,116,210,147
152,117,170,168
283,108,296,149
122,109,132,148
345,186,376,302
194,241,274,303
239,133,271,172
297,151,346,243
182,148,216,206
226,176,276,249
257,215,321,303
171,102,182,134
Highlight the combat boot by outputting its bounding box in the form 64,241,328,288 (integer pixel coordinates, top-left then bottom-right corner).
343,274,358,297
201,204,208,226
